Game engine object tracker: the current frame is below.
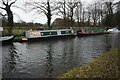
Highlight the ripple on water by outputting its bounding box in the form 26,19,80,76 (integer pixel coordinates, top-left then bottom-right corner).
2,33,120,78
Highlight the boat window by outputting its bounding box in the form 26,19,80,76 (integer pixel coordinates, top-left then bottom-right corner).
61,30,71,34
69,31,72,33
41,31,57,36
61,31,66,34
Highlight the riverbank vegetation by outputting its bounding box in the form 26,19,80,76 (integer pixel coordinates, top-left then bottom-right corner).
2,28,25,36
58,48,119,79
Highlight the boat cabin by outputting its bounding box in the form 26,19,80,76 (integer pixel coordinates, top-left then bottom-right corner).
25,29,74,39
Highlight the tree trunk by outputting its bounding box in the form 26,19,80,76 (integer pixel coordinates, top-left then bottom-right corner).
7,10,13,35
47,1,52,29
63,0,66,27
70,8,74,27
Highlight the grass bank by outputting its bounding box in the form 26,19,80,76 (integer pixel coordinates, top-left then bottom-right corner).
2,28,26,36
2,28,26,42
58,49,119,79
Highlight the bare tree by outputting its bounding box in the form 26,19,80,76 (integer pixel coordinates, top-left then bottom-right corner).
104,0,114,27
87,11,91,26
57,0,67,27
82,8,86,23
47,0,51,28
91,2,101,26
114,1,120,27
25,0,58,29
66,0,79,22
98,3,104,26
57,0,79,27
57,0,81,27
0,0,17,35
57,0,67,18
75,2,82,23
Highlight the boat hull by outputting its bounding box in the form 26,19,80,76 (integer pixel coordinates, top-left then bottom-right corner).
77,27,110,36
0,36,14,44
77,32,109,36
26,34,75,42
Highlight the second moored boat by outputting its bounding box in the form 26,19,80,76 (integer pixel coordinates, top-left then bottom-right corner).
77,27,109,36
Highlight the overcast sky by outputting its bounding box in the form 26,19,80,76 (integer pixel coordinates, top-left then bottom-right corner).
0,0,119,24
13,0,94,24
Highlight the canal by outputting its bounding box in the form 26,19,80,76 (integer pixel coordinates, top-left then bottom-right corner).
2,33,120,78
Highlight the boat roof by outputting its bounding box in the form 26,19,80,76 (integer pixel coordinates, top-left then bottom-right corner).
27,29,72,32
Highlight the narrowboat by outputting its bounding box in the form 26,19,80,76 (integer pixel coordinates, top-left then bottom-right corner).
0,35,14,43
25,29,75,41
0,16,14,43
0,27,14,43
77,28,109,36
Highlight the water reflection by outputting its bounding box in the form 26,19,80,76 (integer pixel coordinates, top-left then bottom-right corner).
7,47,17,69
0,33,1,79
2,45,19,78
45,43,53,77
108,33,119,48
61,39,74,66
2,33,119,78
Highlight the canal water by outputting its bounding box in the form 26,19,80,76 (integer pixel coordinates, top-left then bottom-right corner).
2,33,119,78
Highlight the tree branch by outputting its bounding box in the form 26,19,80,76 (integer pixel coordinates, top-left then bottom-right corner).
7,0,8,5
2,0,7,6
9,0,17,7
12,5,27,13
0,7,6,10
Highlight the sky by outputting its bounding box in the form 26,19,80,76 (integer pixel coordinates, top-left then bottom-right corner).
0,0,119,24
13,0,93,24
